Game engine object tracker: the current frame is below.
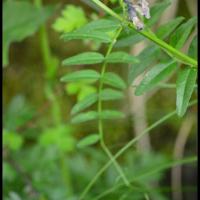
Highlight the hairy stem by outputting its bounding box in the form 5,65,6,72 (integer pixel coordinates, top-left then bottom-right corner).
97,26,130,187
90,0,197,67
79,100,197,199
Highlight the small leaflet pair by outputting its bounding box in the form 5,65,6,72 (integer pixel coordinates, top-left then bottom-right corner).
124,0,151,30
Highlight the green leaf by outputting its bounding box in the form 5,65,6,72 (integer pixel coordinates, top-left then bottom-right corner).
52,5,88,33
188,35,197,60
128,46,160,84
3,130,24,151
60,70,100,82
102,72,127,90
105,52,139,64
135,61,177,95
176,68,197,116
62,31,112,43
78,85,97,101
62,52,104,65
71,93,98,115
61,19,119,43
100,89,124,100
100,110,125,120
128,17,186,84
3,1,55,67
39,125,75,152
156,17,185,39
145,0,171,27
77,134,100,148
170,17,197,49
71,111,98,123
115,34,143,48
71,109,125,123
80,19,121,32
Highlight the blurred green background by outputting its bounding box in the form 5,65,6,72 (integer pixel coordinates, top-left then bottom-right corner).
3,0,197,200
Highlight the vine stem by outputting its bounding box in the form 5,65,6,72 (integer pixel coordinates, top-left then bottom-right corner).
90,0,197,67
98,26,130,187
94,155,197,200
79,100,197,200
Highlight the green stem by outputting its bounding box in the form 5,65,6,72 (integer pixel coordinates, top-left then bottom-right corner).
79,100,197,199
94,156,197,200
98,27,130,186
91,0,197,67
35,0,53,77
34,0,61,126
59,151,73,196
34,0,73,196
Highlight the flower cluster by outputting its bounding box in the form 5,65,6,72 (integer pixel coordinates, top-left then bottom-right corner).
124,0,150,30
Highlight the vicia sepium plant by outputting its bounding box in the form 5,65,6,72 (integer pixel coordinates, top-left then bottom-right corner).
59,0,197,199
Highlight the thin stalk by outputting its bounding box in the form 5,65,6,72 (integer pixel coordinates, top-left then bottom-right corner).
34,0,52,77
59,151,73,196
98,27,130,187
90,0,197,67
79,100,197,199
93,156,197,200
34,0,61,126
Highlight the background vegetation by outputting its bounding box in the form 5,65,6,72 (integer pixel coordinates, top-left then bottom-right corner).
3,0,197,200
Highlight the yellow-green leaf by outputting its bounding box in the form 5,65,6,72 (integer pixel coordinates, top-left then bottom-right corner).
77,134,100,148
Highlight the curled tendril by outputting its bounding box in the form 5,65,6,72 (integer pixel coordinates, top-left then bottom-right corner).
124,0,151,30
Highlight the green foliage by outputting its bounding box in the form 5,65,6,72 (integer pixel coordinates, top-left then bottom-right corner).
62,52,104,65
156,17,185,39
66,82,97,101
62,31,113,43
176,68,197,116
188,35,197,59
135,61,177,95
71,93,98,115
39,125,76,152
3,0,197,199
105,51,139,64
145,0,171,26
61,70,100,82
71,109,124,124
3,130,24,151
59,0,197,198
52,5,88,33
170,17,197,49
102,72,127,90
71,111,98,124
77,134,100,148
3,0,55,66
128,46,160,84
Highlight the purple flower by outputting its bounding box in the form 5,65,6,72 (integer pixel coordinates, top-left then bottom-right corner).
124,0,150,30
